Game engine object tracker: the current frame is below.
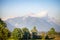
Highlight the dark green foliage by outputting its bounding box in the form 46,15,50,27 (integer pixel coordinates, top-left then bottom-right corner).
0,19,11,40
12,28,23,40
47,28,56,35
31,26,38,39
0,19,6,28
45,35,49,39
47,28,56,39
22,27,31,39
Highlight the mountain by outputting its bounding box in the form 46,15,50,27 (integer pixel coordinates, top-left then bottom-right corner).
5,15,60,32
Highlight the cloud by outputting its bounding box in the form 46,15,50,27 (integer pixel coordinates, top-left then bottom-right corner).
2,16,17,21
2,10,48,20
28,10,48,18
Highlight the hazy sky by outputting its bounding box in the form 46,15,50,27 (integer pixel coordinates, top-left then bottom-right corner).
0,0,60,20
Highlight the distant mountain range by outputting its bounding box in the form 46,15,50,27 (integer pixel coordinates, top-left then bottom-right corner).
5,15,60,32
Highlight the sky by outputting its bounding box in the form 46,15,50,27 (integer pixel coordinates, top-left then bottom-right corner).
0,0,60,20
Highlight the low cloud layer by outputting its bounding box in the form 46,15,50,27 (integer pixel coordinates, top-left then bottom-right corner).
27,10,48,18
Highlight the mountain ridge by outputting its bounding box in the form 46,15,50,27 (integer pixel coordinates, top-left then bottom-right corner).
5,16,60,32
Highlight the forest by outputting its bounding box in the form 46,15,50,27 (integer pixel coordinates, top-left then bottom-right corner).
0,18,60,40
